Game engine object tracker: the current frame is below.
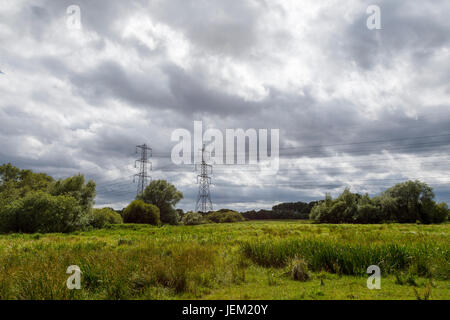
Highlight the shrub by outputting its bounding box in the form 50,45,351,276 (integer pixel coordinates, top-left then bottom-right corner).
181,212,207,225
288,257,310,282
205,210,245,223
123,200,160,225
163,207,180,225
91,208,123,228
0,191,86,233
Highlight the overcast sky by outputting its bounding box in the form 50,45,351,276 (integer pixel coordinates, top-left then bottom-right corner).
1,0,449,211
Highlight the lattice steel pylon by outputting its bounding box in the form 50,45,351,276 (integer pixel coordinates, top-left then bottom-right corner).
134,144,152,196
195,144,213,213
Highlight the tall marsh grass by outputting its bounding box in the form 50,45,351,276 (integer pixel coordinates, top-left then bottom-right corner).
0,242,224,299
240,238,449,279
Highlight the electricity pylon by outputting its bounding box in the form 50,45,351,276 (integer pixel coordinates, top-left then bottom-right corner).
195,144,213,213
134,144,152,196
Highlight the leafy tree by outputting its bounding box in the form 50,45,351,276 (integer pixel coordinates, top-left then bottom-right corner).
310,194,335,223
123,200,160,225
0,163,21,183
0,191,84,233
311,190,382,224
384,180,435,223
356,203,381,224
0,163,53,197
338,188,359,222
48,174,96,214
137,180,183,225
372,194,397,222
0,164,97,233
329,201,348,223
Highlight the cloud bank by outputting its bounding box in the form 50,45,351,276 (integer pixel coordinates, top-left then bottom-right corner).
0,0,449,210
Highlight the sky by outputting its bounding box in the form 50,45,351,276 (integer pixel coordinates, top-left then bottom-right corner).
0,0,449,211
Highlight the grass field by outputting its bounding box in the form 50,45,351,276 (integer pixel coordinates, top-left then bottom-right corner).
0,221,448,300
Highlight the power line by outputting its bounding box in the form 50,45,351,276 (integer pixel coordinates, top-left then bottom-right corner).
134,144,152,196
280,132,450,150
195,144,213,213
83,132,449,206
149,132,450,156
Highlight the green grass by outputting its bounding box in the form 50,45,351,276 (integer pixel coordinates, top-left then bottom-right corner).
0,221,448,299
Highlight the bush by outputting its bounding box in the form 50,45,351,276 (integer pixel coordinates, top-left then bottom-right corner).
123,200,160,225
91,208,123,228
0,191,86,233
163,207,180,225
289,257,310,282
205,210,245,223
181,212,207,225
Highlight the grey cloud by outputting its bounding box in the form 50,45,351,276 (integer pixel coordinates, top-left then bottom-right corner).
147,0,264,57
69,60,171,110
0,0,449,210
67,60,262,116
335,0,450,69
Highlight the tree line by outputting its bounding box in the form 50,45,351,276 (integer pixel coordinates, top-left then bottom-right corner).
0,163,448,234
241,182,448,224
310,181,448,224
241,201,319,220
0,163,185,233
